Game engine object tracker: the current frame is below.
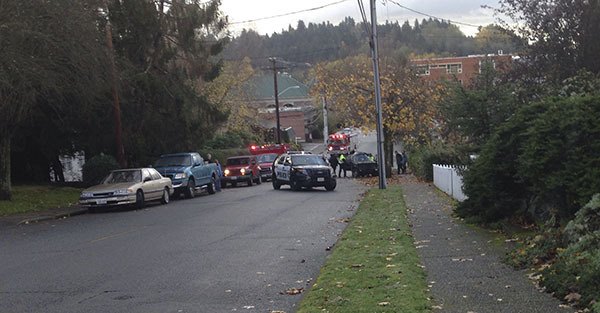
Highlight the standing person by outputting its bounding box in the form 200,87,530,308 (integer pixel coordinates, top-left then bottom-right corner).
338,153,347,178
329,153,339,176
214,159,222,192
401,151,408,174
395,151,403,175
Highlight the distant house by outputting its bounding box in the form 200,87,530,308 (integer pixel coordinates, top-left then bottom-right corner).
411,53,513,87
243,72,315,142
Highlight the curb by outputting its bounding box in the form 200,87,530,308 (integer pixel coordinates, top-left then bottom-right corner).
18,208,88,225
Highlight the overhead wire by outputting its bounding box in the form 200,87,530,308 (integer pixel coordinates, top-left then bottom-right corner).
229,0,351,25
386,0,483,28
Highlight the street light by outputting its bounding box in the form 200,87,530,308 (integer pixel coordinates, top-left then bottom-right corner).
278,85,300,97
274,85,300,144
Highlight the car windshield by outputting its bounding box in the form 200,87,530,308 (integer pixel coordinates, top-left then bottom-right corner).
227,158,250,166
291,155,327,166
103,170,141,184
155,155,192,167
257,153,277,163
354,154,373,162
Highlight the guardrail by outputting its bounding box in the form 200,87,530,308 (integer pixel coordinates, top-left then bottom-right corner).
433,164,467,201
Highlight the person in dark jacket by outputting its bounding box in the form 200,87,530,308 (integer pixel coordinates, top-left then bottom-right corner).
401,151,408,174
395,151,403,175
329,153,339,176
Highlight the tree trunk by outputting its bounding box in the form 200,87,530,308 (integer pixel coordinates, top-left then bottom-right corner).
0,135,12,200
383,126,393,178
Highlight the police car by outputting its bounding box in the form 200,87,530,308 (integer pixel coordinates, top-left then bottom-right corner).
272,153,336,191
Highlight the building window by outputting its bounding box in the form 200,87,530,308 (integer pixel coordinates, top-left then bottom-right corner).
415,65,430,76
479,60,496,73
446,63,462,74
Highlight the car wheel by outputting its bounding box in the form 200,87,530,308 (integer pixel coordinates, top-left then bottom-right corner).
161,187,170,204
325,180,336,191
135,190,145,209
290,180,301,191
207,177,216,194
185,178,196,199
272,179,281,190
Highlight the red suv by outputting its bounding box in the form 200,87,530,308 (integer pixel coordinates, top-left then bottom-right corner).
221,155,262,187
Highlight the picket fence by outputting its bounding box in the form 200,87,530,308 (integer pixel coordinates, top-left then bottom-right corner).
432,164,467,201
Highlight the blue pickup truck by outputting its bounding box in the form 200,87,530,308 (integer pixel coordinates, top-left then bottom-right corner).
154,152,219,198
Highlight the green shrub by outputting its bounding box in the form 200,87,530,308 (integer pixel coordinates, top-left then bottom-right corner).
409,142,463,181
82,154,119,186
457,95,600,223
203,130,262,149
505,195,600,312
540,194,600,311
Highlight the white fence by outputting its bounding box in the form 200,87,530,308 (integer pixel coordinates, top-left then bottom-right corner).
433,164,467,201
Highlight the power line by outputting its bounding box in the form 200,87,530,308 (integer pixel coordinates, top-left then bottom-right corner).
386,0,483,28
229,0,351,25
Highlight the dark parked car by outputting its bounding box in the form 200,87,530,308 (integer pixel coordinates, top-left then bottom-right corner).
221,155,262,187
348,152,379,177
272,153,336,191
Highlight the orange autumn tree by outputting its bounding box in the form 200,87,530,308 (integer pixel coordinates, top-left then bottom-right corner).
313,55,443,176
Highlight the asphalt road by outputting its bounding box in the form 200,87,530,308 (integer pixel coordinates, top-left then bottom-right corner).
1,179,366,313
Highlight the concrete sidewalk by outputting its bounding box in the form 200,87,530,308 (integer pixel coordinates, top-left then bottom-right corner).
400,176,573,313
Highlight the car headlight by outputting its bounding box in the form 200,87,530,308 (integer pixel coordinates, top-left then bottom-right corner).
240,168,246,174
81,192,93,198
113,189,131,195
174,173,187,179
224,169,230,176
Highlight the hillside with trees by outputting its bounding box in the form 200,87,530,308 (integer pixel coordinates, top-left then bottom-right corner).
223,17,524,66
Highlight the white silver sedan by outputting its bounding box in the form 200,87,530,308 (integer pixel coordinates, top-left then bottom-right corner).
79,168,172,210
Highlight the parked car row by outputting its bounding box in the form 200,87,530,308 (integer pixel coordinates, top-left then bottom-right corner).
79,148,359,211
79,152,219,211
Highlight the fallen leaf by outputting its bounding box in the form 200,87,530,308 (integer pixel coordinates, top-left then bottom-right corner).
377,302,390,306
564,292,581,302
282,287,303,295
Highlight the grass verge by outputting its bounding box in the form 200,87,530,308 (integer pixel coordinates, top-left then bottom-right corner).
0,185,82,216
297,185,431,313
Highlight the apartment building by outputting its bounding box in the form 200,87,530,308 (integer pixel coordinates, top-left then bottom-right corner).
411,54,513,87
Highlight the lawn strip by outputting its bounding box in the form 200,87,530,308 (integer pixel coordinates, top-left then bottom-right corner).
297,185,430,313
0,185,82,216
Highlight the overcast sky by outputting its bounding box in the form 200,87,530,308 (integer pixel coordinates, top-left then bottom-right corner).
221,0,505,37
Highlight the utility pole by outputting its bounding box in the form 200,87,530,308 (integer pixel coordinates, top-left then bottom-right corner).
103,1,126,168
370,0,387,189
269,57,281,144
322,95,328,150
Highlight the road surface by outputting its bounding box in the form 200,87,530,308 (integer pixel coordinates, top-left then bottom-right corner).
1,179,366,313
